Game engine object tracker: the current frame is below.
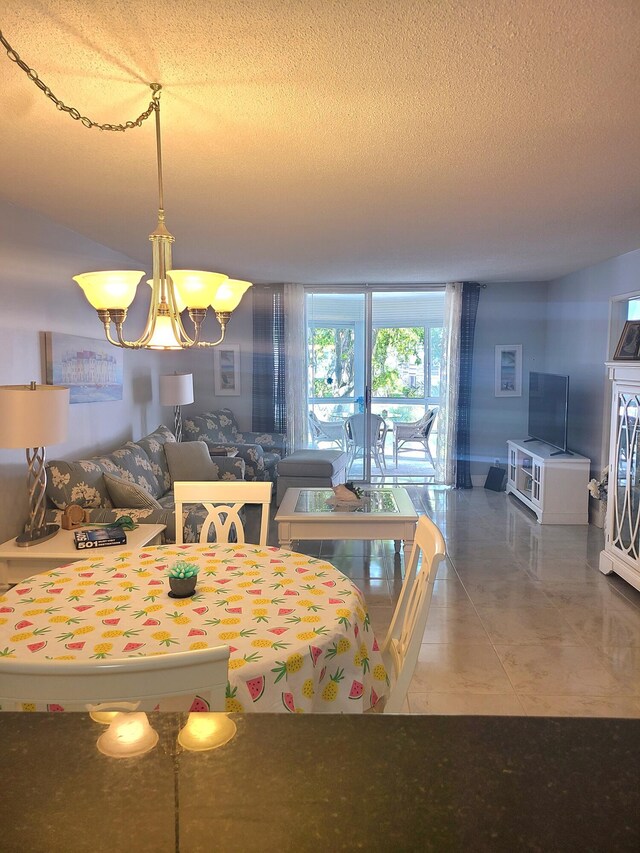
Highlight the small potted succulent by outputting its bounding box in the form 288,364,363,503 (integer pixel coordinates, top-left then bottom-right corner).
167,561,199,598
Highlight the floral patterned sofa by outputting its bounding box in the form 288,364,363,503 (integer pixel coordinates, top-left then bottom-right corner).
183,409,286,481
44,424,246,543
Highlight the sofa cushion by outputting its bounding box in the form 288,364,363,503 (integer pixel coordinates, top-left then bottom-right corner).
46,444,162,510
104,473,163,510
202,409,240,437
106,446,159,497
126,424,176,497
164,441,224,484
46,458,113,510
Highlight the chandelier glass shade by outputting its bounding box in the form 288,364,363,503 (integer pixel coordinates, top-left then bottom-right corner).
73,85,252,350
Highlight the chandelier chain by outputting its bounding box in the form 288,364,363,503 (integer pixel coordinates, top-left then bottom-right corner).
0,29,160,131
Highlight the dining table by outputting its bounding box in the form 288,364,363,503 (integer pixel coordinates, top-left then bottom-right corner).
0,542,389,714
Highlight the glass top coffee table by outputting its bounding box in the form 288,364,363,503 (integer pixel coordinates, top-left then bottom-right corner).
275,487,418,554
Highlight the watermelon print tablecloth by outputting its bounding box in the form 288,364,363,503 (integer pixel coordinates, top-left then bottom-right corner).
0,544,389,713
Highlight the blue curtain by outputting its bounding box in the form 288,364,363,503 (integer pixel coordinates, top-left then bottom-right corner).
455,282,482,489
252,284,286,433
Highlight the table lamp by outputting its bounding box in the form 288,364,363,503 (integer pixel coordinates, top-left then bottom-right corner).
160,373,194,442
0,382,70,546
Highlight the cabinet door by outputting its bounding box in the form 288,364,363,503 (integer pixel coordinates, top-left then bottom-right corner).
611,391,640,560
532,462,542,505
508,445,517,485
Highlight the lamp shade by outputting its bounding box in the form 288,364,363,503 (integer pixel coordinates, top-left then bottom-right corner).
159,374,194,407
73,271,145,310
147,317,184,350
211,280,253,312
0,384,69,449
169,270,229,310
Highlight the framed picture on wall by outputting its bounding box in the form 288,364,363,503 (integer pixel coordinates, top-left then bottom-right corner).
495,344,522,397
44,331,123,404
613,320,640,360
214,344,240,396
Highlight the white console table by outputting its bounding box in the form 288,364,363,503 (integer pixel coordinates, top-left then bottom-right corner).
0,524,165,585
506,439,590,524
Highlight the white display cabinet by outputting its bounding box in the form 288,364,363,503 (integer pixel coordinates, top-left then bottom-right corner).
506,439,590,524
600,363,640,591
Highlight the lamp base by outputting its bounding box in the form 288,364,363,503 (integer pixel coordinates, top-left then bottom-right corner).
16,523,60,548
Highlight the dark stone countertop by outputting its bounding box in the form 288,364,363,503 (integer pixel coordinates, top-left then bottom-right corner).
1,713,639,852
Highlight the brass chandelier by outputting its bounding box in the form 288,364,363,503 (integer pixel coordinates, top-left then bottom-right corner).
1,32,251,349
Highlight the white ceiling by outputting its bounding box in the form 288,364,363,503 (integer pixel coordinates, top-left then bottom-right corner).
1,0,639,285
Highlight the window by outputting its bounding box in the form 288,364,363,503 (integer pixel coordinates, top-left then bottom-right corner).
628,299,640,320
308,326,355,401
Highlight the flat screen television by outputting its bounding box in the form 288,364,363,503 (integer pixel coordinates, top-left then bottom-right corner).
527,372,569,453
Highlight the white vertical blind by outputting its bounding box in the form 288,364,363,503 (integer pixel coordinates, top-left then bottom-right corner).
307,290,444,325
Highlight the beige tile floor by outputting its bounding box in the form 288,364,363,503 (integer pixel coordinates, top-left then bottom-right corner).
276,485,640,717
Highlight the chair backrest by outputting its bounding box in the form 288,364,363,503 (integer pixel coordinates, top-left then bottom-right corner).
419,407,439,437
0,644,229,711
174,480,272,545
308,411,322,440
382,515,446,712
345,413,385,447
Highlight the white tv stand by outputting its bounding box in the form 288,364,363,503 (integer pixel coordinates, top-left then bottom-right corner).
506,439,590,524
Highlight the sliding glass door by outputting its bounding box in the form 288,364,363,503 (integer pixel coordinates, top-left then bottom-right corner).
306,288,445,483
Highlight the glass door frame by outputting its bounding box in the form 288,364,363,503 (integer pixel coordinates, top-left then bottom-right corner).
306,284,445,484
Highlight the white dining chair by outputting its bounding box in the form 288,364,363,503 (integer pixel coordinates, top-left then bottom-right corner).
393,407,438,468
380,514,446,713
0,644,230,711
174,480,272,545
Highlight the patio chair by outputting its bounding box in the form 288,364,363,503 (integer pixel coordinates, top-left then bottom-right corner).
308,411,346,450
381,514,446,712
344,413,388,473
174,480,272,545
392,407,438,468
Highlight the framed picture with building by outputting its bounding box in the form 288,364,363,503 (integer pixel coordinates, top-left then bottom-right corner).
44,332,123,403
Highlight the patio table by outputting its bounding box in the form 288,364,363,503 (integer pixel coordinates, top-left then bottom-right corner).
0,544,389,714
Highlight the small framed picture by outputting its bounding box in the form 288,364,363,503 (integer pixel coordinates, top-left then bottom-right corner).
214,344,240,396
613,321,640,360
495,344,522,397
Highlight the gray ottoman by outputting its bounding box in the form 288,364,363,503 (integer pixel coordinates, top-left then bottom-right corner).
276,449,349,506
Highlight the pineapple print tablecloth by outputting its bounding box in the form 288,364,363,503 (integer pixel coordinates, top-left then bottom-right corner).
0,544,389,713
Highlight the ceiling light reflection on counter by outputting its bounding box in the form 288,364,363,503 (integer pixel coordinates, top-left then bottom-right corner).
178,713,237,752
96,712,159,758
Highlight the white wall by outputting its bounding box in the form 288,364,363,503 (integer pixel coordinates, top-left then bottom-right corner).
469,282,549,477
544,247,640,473
0,200,254,543
469,248,640,483
163,296,254,430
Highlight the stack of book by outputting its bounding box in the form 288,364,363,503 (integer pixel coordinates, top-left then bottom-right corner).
73,527,127,550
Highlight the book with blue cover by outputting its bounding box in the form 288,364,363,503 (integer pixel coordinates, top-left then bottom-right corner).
73,527,127,550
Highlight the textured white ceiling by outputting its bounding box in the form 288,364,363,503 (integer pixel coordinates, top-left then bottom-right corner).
1,0,639,284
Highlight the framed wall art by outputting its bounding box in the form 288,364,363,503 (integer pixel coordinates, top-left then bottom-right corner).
495,344,522,397
613,320,640,360
45,332,123,404
214,343,240,396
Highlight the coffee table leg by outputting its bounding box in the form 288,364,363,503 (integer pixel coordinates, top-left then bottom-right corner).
278,523,292,550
